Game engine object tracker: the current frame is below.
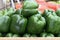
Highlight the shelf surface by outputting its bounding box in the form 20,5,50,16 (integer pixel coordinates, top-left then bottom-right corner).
0,37,59,40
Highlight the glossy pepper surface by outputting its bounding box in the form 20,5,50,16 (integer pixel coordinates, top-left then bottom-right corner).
0,16,10,32
23,1,39,9
43,9,60,34
27,14,46,34
10,14,27,34
6,33,19,37
40,32,54,37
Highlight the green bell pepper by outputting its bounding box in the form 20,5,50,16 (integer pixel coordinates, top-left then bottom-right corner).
57,1,60,4
56,9,60,17
21,9,38,17
30,34,37,37
23,33,37,37
3,8,15,16
0,33,3,37
15,9,21,14
40,33,54,37
6,33,13,37
10,14,27,34
43,9,60,34
43,9,56,17
27,14,46,34
6,33,19,37
23,33,31,37
0,16,10,33
23,1,39,9
0,10,3,16
57,33,60,37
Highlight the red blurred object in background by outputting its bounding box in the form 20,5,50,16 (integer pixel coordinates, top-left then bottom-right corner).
36,0,46,4
15,3,22,9
36,0,58,13
47,2,58,11
36,0,45,2
38,5,48,13
15,0,60,12
36,0,48,13
58,4,60,9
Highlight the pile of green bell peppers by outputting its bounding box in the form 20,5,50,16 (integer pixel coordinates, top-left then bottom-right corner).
0,0,60,37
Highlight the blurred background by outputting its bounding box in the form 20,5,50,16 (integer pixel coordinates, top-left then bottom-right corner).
0,0,59,10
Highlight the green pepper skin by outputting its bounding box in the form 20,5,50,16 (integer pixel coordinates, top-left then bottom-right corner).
21,9,38,17
27,14,46,34
15,9,21,14
43,9,56,17
57,33,60,37
10,14,27,34
0,16,10,33
23,1,39,9
0,11,3,16
56,9,60,17
4,8,15,16
43,9,60,34
40,33,54,37
23,33,31,37
6,33,13,37
30,34,37,37
6,33,19,37
57,1,60,4
0,33,2,37
13,34,19,37
23,33,37,37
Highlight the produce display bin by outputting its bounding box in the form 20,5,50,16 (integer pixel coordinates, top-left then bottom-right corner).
0,0,60,40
